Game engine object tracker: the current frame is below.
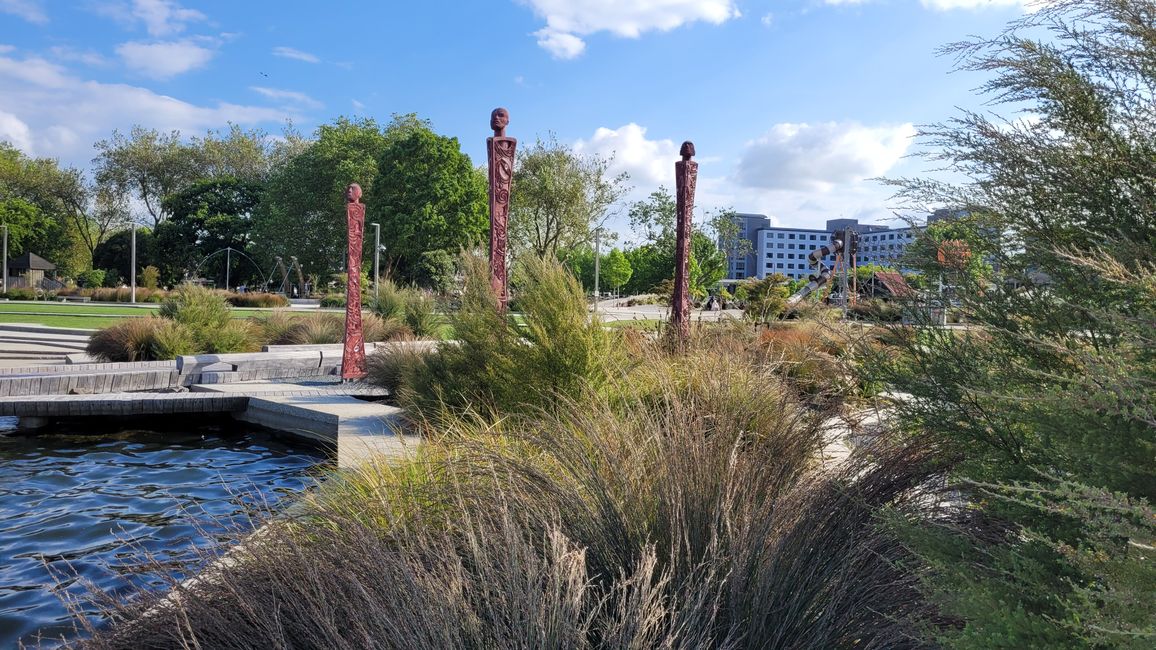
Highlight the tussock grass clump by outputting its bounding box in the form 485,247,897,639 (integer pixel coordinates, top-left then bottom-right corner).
395,254,621,423
85,317,165,362
84,362,937,649
149,321,197,359
226,292,291,308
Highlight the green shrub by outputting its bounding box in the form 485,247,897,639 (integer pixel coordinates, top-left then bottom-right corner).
86,317,165,362
149,321,197,359
319,294,345,308
140,265,159,290
227,293,291,308
3,288,36,300
402,289,439,338
284,312,343,345
363,313,411,343
76,269,105,289
256,310,300,345
203,320,261,354
160,285,232,332
369,279,406,322
395,254,621,422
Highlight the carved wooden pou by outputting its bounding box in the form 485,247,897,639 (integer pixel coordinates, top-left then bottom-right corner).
670,141,698,348
341,183,367,380
487,107,516,312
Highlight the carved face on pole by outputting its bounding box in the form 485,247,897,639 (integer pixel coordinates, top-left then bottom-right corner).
345,183,362,203
490,107,510,137
680,141,695,160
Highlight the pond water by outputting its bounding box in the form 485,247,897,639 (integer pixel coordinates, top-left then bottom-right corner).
0,416,326,648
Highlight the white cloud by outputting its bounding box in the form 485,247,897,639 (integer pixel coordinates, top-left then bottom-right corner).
0,52,289,163
272,46,320,63
760,12,774,26
97,0,205,36
250,86,323,110
351,99,365,110
574,123,679,187
534,29,585,59
919,0,1024,8
736,121,915,191
116,39,215,79
49,46,110,67
0,109,33,150
520,0,740,59
570,121,920,239
0,0,47,24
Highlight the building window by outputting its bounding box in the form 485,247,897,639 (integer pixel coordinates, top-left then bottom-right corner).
787,263,795,269
777,243,784,248
810,234,817,240
777,263,784,268
777,233,784,239
788,234,795,239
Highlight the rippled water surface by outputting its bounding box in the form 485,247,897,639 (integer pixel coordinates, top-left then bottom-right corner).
0,416,325,648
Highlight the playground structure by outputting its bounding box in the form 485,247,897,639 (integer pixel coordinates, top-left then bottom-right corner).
786,227,859,309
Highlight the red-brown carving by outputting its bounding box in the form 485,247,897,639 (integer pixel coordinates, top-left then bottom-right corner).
342,183,367,380
487,107,516,311
670,141,697,348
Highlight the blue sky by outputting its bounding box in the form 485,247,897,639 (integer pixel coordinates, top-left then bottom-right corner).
0,0,1030,237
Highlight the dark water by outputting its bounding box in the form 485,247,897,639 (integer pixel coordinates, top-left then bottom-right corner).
0,416,326,648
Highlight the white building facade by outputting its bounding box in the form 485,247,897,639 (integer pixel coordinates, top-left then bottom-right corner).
729,216,932,281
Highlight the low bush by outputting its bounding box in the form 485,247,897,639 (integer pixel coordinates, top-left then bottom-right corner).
395,254,621,423
281,312,343,345
319,294,345,308
76,269,105,288
2,288,36,300
150,321,197,359
227,293,291,308
85,317,165,362
255,310,299,345
364,313,411,343
402,289,439,338
369,279,406,322
203,320,262,354
160,285,232,333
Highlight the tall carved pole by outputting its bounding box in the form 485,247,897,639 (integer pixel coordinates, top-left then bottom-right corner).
341,183,367,381
487,107,516,312
670,141,698,347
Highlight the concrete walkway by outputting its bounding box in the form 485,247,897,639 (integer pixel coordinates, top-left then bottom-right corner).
0,324,95,367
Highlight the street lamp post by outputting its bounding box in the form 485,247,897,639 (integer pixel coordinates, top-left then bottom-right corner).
130,227,136,304
1,225,7,295
593,228,601,309
371,222,380,301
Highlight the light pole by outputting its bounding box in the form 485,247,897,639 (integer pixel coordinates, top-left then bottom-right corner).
593,228,601,309
1,225,7,295
371,222,380,301
225,247,231,292
130,227,137,303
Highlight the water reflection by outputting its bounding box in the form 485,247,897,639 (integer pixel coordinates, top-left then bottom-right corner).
0,416,325,648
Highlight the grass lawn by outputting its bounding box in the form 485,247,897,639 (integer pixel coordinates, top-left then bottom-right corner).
603,319,664,331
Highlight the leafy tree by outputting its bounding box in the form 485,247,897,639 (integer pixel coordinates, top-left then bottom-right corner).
878,1,1156,645
900,214,995,291
159,178,262,288
92,227,156,285
627,188,677,245
93,126,207,226
252,117,389,278
192,124,278,184
599,248,632,292
736,274,789,322
0,142,124,273
509,136,629,260
369,117,488,282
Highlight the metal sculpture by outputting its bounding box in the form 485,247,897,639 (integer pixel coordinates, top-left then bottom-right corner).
487,107,516,312
670,140,698,346
341,183,367,381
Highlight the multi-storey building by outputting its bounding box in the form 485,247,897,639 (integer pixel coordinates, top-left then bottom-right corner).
726,216,935,281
